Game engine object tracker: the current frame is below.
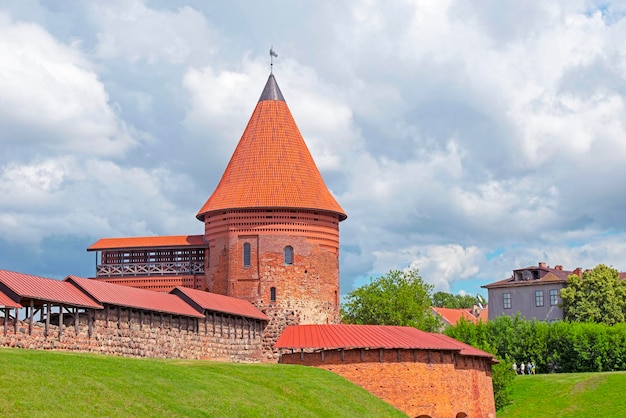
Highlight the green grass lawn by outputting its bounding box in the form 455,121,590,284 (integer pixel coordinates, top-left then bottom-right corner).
0,348,406,417
498,371,626,417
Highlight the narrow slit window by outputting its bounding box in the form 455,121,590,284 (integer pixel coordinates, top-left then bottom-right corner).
284,246,293,265
243,243,251,267
270,287,276,302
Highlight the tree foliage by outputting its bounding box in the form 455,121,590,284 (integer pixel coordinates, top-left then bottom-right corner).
445,315,626,410
560,264,626,325
432,291,484,309
445,315,626,374
341,268,441,332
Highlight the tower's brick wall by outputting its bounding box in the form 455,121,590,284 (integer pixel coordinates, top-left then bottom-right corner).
204,209,341,357
281,349,496,418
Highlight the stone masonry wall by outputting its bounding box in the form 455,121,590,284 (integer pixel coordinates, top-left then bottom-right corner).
281,348,496,418
0,307,264,362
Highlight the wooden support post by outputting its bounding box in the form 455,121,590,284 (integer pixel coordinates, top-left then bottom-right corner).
105,305,109,328
74,307,78,335
59,305,64,338
360,349,364,362
204,313,208,336
29,299,34,335
379,349,383,363
212,312,216,335
4,308,8,335
321,350,325,362
300,349,304,361
13,307,18,334
397,349,401,362
150,311,154,328
341,349,345,362
45,303,51,337
140,310,144,328
117,306,121,328
88,309,93,337
413,349,417,362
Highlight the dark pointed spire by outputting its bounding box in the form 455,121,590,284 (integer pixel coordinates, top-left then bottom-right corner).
258,74,285,102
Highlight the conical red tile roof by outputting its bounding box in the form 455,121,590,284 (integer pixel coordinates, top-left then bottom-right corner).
197,74,346,221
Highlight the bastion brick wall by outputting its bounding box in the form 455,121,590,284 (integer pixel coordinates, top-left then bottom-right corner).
281,348,496,418
1,307,264,362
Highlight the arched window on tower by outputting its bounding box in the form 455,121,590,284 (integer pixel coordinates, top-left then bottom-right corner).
270,287,276,302
284,246,293,265
243,243,251,267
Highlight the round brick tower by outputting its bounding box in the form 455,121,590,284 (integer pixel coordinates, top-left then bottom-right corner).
196,74,347,354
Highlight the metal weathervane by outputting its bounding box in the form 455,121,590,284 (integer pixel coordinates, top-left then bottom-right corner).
270,46,278,73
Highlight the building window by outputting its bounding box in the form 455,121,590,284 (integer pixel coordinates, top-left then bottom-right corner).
243,243,250,267
503,293,511,309
284,246,293,265
270,287,276,302
550,289,559,306
535,290,544,307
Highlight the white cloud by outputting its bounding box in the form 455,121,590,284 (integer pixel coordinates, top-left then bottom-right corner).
0,156,198,244
92,0,217,65
370,243,482,292
0,13,136,157
1,1,626,297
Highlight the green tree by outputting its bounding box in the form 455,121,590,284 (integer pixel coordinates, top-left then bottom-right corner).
341,268,441,332
560,264,626,325
432,291,483,308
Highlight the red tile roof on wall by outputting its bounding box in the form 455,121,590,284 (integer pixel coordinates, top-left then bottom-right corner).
274,324,494,358
478,308,489,322
171,287,269,321
0,289,22,308
0,270,102,309
197,74,346,222
431,307,478,325
65,276,203,318
87,235,206,251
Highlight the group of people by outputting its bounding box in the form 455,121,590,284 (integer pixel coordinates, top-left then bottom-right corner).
512,361,535,375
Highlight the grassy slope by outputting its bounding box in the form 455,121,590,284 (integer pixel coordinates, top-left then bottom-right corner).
498,371,626,417
0,348,406,418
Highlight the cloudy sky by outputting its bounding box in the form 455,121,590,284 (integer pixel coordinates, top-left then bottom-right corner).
1,0,626,300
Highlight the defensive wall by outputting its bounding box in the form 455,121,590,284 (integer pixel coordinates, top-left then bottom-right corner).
1,306,264,361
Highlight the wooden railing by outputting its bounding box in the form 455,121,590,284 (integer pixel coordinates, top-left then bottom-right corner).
96,261,204,277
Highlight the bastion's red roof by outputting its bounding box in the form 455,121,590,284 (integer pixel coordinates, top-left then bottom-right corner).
274,324,494,359
197,74,346,221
